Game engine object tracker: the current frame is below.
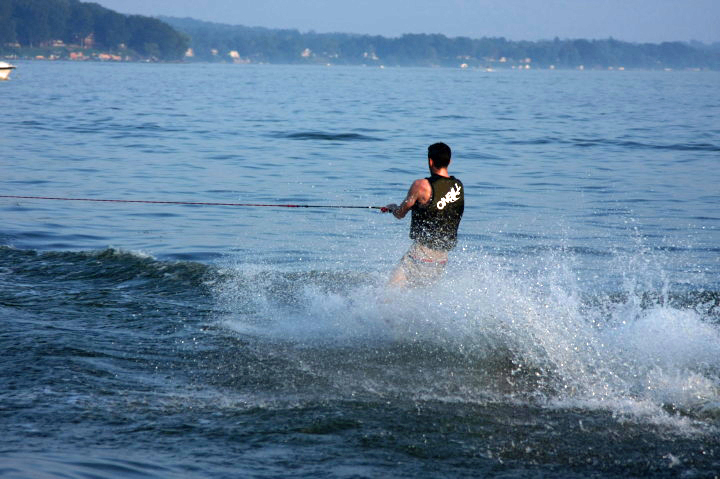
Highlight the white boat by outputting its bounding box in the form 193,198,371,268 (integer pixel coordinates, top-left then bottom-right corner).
0,62,16,80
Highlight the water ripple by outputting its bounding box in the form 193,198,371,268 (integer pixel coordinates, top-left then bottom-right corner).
572,138,720,152
273,131,385,142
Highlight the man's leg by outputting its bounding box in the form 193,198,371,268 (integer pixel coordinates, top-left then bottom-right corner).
387,261,408,287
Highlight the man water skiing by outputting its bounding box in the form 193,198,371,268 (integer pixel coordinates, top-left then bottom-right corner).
383,142,464,287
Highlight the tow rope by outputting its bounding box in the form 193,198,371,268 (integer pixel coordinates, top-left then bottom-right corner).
0,195,388,211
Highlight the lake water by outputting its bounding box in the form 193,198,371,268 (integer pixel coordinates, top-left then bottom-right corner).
1,61,719,478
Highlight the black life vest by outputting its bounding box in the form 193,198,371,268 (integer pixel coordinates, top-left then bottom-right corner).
410,174,464,251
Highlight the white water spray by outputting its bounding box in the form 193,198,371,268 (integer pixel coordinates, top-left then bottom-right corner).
215,247,720,425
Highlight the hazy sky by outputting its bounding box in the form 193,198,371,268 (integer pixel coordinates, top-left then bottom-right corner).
93,0,720,44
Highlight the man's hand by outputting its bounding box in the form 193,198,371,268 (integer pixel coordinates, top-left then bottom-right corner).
382,203,399,213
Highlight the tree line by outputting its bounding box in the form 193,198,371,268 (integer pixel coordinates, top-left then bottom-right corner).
2,0,719,68
165,16,720,70
1,0,188,60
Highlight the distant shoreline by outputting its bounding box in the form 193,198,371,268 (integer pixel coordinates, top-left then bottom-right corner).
3,0,718,70
5,56,717,72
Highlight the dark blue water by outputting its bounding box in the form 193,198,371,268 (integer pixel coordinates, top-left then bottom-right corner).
1,61,719,478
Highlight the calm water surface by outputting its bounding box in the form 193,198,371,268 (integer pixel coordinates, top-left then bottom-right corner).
1,61,719,478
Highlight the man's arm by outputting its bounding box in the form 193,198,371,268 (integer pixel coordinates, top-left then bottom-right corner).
385,179,431,219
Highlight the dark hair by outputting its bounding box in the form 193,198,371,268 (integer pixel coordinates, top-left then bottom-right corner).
428,142,452,168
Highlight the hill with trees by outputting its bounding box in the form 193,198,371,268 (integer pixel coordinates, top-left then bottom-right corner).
164,16,720,70
1,0,188,60
2,1,719,69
